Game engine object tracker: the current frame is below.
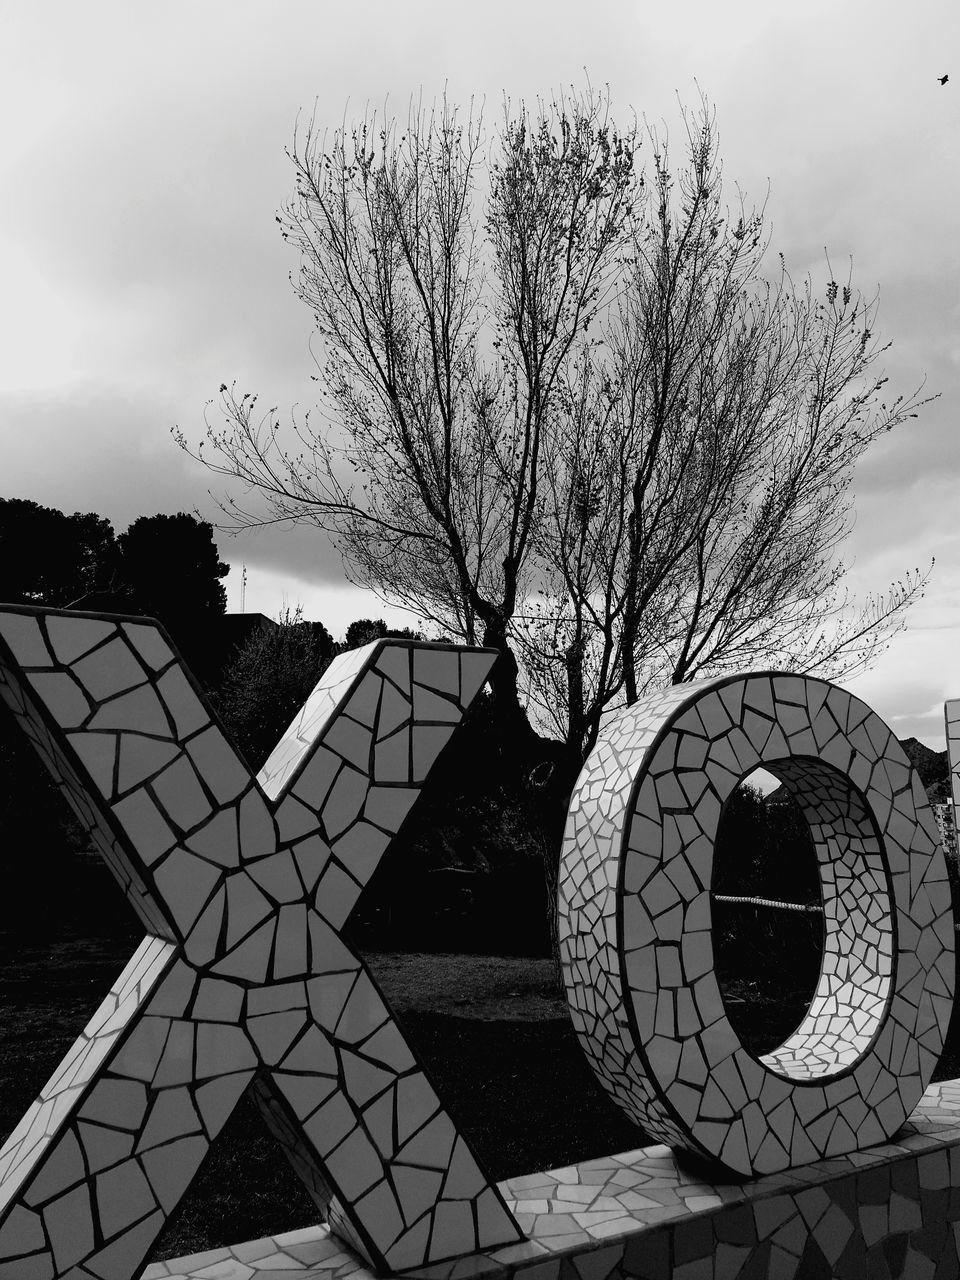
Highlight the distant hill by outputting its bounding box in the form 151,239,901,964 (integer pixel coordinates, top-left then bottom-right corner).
899,737,951,806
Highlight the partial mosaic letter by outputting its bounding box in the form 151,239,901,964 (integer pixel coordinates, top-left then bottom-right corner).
0,605,521,1279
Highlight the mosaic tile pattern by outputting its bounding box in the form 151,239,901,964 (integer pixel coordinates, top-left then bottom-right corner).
558,673,955,1176
948,698,960,841
0,605,521,1279
146,1077,960,1280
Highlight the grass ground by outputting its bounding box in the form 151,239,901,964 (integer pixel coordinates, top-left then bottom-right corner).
1,932,959,1262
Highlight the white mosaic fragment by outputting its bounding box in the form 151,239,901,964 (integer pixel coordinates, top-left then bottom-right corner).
276,795,320,843
67,731,117,797
413,726,456,780
187,808,240,869
76,1122,135,1174
238,789,277,860
373,730,410,783
0,1203,45,1257
343,671,382,728
325,716,373,773
26,672,90,728
412,684,461,723
374,646,411,692
72,638,147,702
117,735,181,794
310,879,358,946
321,767,368,840
247,1009,310,1067
324,1130,385,1200
123,622,175,671
153,848,222,938
45,615,115,665
194,1074,254,1139
157,666,209,739
273,904,309,979
95,1160,157,1239
376,682,411,740
364,787,418,834
152,756,213,832
141,1136,208,1215
287,746,340,814
332,824,390,885
44,1183,94,1272
427,1199,476,1262
290,834,329,897
182,889,226,968
213,919,276,982
22,1127,86,1204
90,684,171,735
224,877,274,949
396,1114,457,1171
78,1077,149,1130
394,1164,445,1225
459,652,497,707
248,848,305,904
186,727,250,804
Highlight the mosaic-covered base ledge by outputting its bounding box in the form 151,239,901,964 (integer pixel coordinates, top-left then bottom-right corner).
147,1077,960,1280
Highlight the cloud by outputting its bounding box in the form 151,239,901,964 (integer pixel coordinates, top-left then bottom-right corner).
0,381,346,585
1,384,204,524
1,0,958,746
845,624,958,749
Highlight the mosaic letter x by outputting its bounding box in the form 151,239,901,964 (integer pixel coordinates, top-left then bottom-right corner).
0,605,521,1279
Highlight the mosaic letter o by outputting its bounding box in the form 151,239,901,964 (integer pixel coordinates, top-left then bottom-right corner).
558,673,955,1175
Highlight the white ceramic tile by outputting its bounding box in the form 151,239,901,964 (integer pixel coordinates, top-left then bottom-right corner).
123,623,175,672
46,616,113,666
186,728,250,804
26,672,89,727
117,736,181,794
90,684,171,735
152,756,213,832
72,639,147,702
373,731,410,783
156,667,209,739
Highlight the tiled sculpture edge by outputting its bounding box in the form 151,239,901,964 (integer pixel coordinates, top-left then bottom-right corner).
558,672,954,1174
0,603,957,1280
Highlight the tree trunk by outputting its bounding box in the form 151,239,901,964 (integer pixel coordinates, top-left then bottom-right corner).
479,620,537,750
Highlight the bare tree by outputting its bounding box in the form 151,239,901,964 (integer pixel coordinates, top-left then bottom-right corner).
182,88,635,740
181,90,930,760
517,101,931,759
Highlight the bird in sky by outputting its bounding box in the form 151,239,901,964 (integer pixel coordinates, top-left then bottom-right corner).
938,74,949,84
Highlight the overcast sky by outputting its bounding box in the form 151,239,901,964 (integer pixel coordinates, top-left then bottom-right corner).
1,0,957,745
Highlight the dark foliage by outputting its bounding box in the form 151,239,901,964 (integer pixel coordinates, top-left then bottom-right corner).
0,707,93,931
343,617,422,650
215,612,336,770
116,512,228,678
0,501,229,637
117,512,228,621
0,498,119,608
0,501,232,926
